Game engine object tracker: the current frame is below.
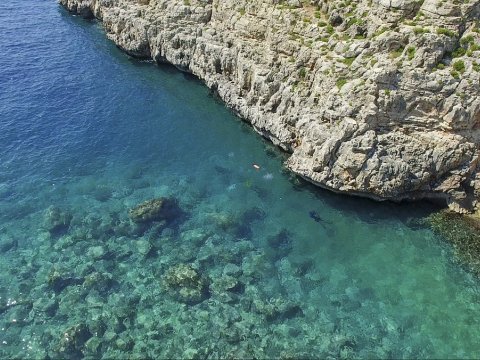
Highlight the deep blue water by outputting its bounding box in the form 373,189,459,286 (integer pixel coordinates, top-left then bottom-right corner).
0,1,480,358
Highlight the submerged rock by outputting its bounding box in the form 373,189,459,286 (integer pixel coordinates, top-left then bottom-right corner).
210,275,245,302
47,269,83,293
181,229,209,246
135,239,153,256
234,207,267,239
43,206,72,235
32,297,58,318
91,184,113,202
241,207,267,224
223,263,242,277
253,297,304,322
83,337,102,358
52,323,92,359
0,235,17,253
267,229,293,260
128,197,182,224
83,272,116,293
87,245,106,260
163,264,209,304
204,212,236,231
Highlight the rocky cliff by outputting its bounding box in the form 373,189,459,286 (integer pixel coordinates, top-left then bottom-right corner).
60,0,480,212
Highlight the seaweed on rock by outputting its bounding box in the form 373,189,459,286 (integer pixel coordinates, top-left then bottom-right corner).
429,210,480,275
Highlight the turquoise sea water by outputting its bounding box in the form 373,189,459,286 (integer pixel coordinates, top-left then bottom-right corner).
1,1,480,358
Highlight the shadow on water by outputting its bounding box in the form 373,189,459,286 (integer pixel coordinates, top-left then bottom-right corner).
234,206,267,240
285,172,441,227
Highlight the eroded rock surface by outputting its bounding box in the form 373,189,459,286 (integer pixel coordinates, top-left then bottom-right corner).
60,0,480,212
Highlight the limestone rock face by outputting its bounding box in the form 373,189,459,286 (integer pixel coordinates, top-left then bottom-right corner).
60,0,480,212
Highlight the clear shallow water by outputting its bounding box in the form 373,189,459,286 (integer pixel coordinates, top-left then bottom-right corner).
1,1,480,358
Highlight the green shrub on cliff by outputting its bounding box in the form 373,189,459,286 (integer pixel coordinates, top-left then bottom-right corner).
336,78,347,89
407,46,415,60
390,46,405,59
298,67,306,79
452,47,466,58
436,27,456,37
460,35,475,46
413,26,429,35
453,60,465,73
342,57,356,66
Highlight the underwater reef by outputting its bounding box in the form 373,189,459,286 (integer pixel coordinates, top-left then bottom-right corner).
0,171,455,359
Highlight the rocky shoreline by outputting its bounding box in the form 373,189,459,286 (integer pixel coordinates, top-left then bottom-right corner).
59,0,480,213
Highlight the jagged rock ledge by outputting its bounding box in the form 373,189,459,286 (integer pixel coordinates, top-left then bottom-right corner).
60,0,480,213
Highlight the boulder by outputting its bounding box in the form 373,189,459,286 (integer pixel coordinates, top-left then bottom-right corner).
128,197,181,224
43,206,72,235
163,264,209,304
